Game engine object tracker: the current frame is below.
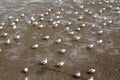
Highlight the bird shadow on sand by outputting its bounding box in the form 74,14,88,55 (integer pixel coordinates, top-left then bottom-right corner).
36,66,87,80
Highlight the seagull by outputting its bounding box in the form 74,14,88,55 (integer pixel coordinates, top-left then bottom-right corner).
61,8,64,11
31,44,39,49
80,23,86,28
39,14,44,17
56,61,64,67
103,23,107,26
48,18,53,22
56,20,61,24
40,58,48,65
108,20,112,24
38,24,44,28
68,31,75,35
98,1,102,4
14,35,20,40
32,21,38,26
76,27,81,31
91,1,95,5
23,67,29,73
48,8,51,12
91,24,96,27
0,26,3,30
43,35,50,40
96,40,103,44
86,44,94,49
1,23,5,26
10,22,16,26
56,11,61,15
21,13,25,17
78,16,83,20
2,33,8,37
99,10,103,13
53,23,59,27
102,8,106,11
87,68,96,74
73,0,76,3
45,12,49,15
80,5,84,9
12,25,17,29
30,17,35,21
8,16,13,20
58,49,66,54
74,36,80,41
40,17,44,21
56,16,60,19
88,11,92,14
67,22,72,26
15,18,19,23
5,39,11,45
84,9,89,13
73,72,81,78
64,27,70,31
0,48,1,52
55,38,62,44
73,11,79,15
97,30,103,34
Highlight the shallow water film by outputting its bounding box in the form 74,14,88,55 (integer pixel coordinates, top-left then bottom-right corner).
0,0,120,80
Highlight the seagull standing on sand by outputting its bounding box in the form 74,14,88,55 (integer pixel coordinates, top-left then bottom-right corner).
31,44,39,49
8,16,13,20
23,67,29,73
0,26,3,30
43,35,50,40
74,36,80,41
86,44,94,49
55,38,62,44
73,72,81,78
97,30,103,34
14,35,21,40
96,40,103,44
5,39,11,45
0,48,1,52
2,33,8,37
40,58,48,65
56,61,64,67
87,68,96,74
59,49,66,54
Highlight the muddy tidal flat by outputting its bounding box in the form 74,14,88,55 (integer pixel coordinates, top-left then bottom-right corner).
0,0,120,80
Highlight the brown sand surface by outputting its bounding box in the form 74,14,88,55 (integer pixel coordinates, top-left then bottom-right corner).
0,0,120,80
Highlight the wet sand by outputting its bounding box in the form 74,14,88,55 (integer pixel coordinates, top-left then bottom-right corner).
0,0,120,80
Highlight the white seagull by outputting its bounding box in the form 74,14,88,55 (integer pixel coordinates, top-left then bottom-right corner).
14,35,20,40
5,39,11,45
73,72,81,78
87,68,96,74
31,44,39,49
96,40,103,44
2,33,8,37
58,49,66,54
43,35,50,40
56,61,64,67
23,67,29,73
86,44,94,49
55,38,62,44
40,58,48,65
